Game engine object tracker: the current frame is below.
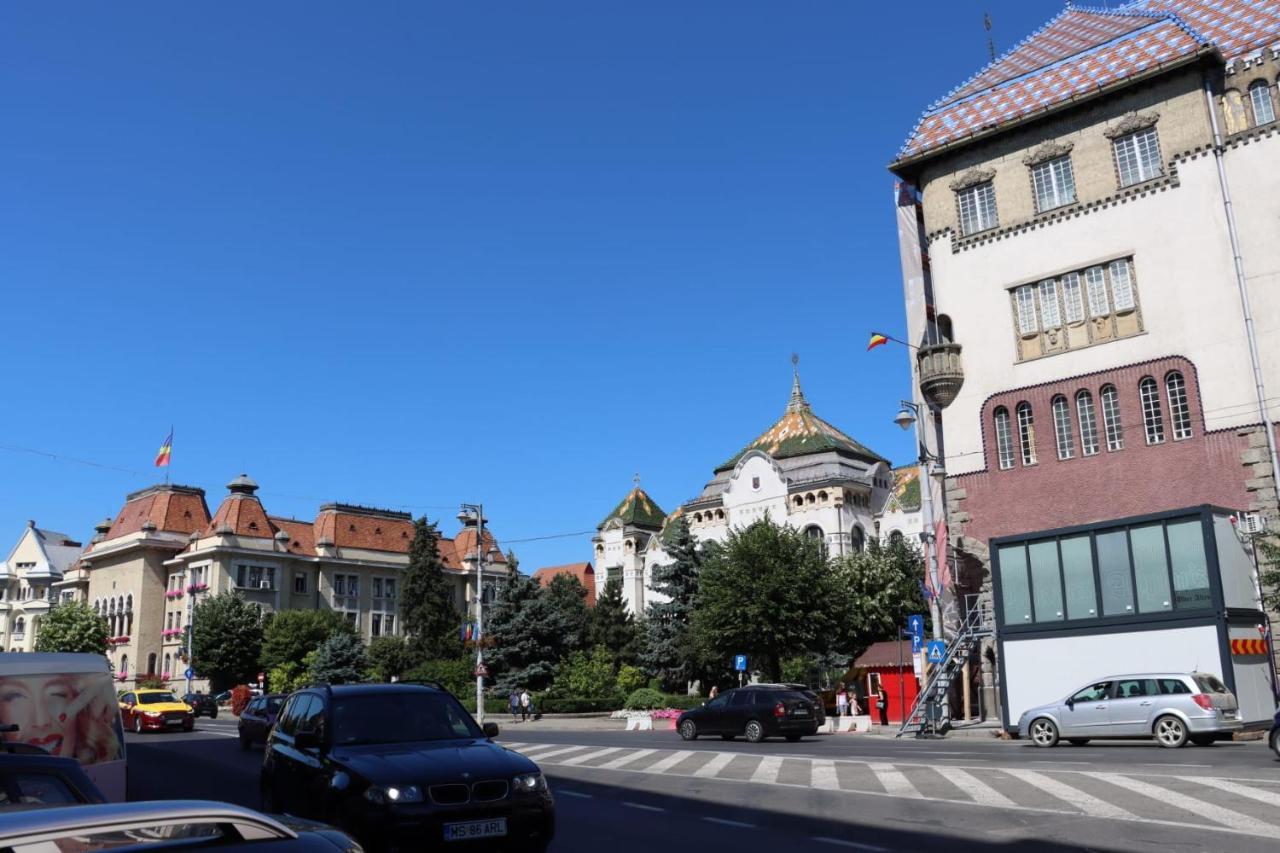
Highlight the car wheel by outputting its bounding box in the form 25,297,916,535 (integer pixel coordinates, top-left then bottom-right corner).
745,720,765,744
1154,715,1188,748
720,734,735,741
210,710,218,720
679,720,698,741
1028,717,1058,748
1066,738,1090,746
1190,735,1216,747
134,716,144,735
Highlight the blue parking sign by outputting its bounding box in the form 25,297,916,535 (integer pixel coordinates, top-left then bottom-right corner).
926,640,946,665
907,614,924,653
184,667,194,680
734,654,748,672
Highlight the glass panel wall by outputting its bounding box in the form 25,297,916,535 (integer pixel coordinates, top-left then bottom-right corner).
1130,523,1172,612
1028,541,1064,621
1096,531,1135,616
1167,519,1211,608
998,545,1033,625
1059,535,1097,620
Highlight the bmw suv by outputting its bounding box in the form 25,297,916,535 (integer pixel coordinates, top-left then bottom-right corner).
260,683,554,852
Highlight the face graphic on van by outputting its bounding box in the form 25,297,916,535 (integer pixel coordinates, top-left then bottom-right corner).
0,675,81,757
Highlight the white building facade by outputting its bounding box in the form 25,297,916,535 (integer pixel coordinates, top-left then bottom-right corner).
0,522,85,651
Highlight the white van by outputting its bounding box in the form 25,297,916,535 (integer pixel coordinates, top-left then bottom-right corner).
0,652,126,801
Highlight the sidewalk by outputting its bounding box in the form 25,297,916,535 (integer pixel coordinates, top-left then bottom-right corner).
501,713,1009,738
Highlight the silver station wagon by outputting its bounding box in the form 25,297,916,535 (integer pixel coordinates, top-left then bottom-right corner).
1016,672,1242,748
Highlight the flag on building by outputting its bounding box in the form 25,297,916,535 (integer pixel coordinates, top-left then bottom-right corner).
867,332,889,351
154,430,173,468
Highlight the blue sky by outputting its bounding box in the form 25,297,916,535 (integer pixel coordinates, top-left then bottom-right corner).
1,1,1060,570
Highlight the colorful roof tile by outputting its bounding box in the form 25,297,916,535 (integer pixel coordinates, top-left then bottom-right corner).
599,486,667,530
889,466,922,513
895,1,1280,164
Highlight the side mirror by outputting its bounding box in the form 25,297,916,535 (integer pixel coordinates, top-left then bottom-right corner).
294,730,321,750
482,722,500,739
1065,698,1074,711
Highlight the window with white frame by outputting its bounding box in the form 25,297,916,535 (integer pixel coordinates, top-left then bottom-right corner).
236,565,275,590
1100,384,1124,450
1010,258,1142,361
994,407,1014,470
1249,80,1275,126
1166,371,1192,440
1016,403,1037,465
1052,396,1075,460
293,573,307,594
957,181,998,235
1031,155,1076,212
1076,390,1099,456
371,613,383,638
1113,127,1162,187
1139,377,1165,445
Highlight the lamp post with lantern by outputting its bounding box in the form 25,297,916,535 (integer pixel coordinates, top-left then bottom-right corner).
893,400,943,644
458,503,499,724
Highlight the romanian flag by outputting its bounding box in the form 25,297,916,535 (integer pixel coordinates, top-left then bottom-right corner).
867,332,889,352
154,430,173,468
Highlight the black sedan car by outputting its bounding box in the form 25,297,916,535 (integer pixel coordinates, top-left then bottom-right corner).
678,684,821,743
184,692,219,719
239,693,286,749
261,683,554,852
0,752,107,807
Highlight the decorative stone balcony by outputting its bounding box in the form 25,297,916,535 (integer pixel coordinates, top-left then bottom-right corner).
917,342,965,409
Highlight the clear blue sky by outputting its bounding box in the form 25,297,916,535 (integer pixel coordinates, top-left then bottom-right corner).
1,1,1060,570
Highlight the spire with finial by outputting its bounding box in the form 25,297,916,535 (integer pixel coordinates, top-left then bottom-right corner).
633,473,641,490
787,353,810,413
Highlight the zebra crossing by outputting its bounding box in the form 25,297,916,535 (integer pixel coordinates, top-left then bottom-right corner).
502,740,1280,840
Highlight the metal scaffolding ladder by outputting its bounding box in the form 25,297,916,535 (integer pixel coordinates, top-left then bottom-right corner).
895,601,994,738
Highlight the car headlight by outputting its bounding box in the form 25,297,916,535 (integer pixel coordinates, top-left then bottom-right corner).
363,784,423,805
142,710,162,718
512,773,547,794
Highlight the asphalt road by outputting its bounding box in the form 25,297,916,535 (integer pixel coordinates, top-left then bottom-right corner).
123,716,1280,853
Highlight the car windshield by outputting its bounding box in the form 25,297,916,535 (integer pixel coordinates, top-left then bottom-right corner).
138,692,178,704
331,693,482,745
265,699,281,715
1194,674,1230,694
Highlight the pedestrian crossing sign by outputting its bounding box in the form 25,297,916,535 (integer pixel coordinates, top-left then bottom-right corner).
926,640,946,664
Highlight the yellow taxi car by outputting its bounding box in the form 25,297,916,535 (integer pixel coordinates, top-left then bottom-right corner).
118,689,195,734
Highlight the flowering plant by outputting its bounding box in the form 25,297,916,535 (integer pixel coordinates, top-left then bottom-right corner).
649,709,683,720
165,590,183,600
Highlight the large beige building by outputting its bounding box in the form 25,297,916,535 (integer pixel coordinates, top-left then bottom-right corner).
83,476,508,689
0,522,84,651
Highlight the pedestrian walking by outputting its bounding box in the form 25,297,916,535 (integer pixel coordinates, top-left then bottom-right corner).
876,686,889,727
509,690,520,723
835,683,849,717
519,688,531,722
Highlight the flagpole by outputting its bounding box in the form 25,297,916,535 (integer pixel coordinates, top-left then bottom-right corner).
165,426,172,485
869,331,919,351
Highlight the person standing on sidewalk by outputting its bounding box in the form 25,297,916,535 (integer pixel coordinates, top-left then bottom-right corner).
835,683,849,717
876,686,889,727
509,690,520,723
519,688,531,722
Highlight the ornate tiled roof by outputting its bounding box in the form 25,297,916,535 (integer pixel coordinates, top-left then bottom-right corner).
716,373,888,472
599,486,667,530
895,1,1280,164
890,466,922,513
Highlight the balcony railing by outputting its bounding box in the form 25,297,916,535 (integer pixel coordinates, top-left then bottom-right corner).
917,342,965,409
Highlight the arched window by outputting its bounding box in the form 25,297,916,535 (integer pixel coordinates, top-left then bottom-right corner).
1249,79,1275,126
147,653,157,676
889,530,904,545
936,314,954,343
14,617,24,636
163,654,171,677
994,407,1014,470
125,594,133,612
1139,377,1165,445
1016,403,1037,465
850,525,865,554
1052,395,1075,460
120,655,128,677
1076,391,1099,456
1166,371,1192,440
804,525,824,541
1100,384,1124,450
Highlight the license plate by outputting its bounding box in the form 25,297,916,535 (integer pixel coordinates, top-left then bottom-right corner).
792,709,809,717
166,719,184,726
443,819,507,841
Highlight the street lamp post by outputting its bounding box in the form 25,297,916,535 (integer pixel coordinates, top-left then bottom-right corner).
894,400,943,644
458,503,488,724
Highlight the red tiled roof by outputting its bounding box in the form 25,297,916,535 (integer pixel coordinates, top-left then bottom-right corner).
102,485,210,542
896,1,1280,163
453,527,508,565
206,496,274,539
533,563,596,605
268,517,316,556
315,507,416,553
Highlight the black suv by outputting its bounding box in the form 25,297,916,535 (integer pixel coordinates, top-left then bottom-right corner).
677,684,821,743
182,692,219,719
260,683,554,852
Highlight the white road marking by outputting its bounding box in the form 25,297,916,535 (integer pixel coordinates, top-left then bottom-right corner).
703,817,755,828
931,765,1016,809
599,748,656,770
867,762,920,799
556,790,593,798
643,751,693,775
1085,772,1279,835
1181,776,1280,807
518,745,589,761
559,747,624,767
809,759,839,790
813,837,889,852
750,755,783,785
693,752,737,778
1001,769,1135,820
622,801,665,812
1141,763,1209,769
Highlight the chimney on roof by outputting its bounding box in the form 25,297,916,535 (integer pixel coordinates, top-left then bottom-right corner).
227,474,259,496
95,518,113,535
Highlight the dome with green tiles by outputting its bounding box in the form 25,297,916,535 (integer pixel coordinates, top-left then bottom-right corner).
598,486,667,530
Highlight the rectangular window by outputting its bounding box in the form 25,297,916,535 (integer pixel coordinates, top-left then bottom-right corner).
1031,155,1076,212
1061,272,1084,323
1053,397,1075,460
1028,541,1064,622
1084,266,1109,316
1250,83,1276,125
1140,379,1165,445
995,409,1014,470
372,578,383,599
1101,386,1124,450
1130,523,1172,612
1109,260,1135,311
384,579,396,599
1113,127,1162,187
998,545,1032,624
1015,286,1038,334
1017,405,1037,466
1037,279,1061,329
1076,393,1099,456
294,573,307,594
1059,535,1098,620
236,565,275,589
1096,530,1134,616
371,614,382,638
957,181,998,235
1166,519,1211,609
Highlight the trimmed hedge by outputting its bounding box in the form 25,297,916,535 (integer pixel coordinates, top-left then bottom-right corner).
624,688,667,710
536,696,619,714
457,696,513,715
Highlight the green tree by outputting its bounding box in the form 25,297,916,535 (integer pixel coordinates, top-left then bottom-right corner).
832,536,929,657
260,609,354,673
589,578,639,665
543,574,591,652
192,592,264,693
692,517,846,682
401,517,461,661
267,662,309,694
403,656,472,696
367,635,415,682
309,632,367,684
641,516,707,689
33,601,109,655
487,573,583,692
552,645,619,699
